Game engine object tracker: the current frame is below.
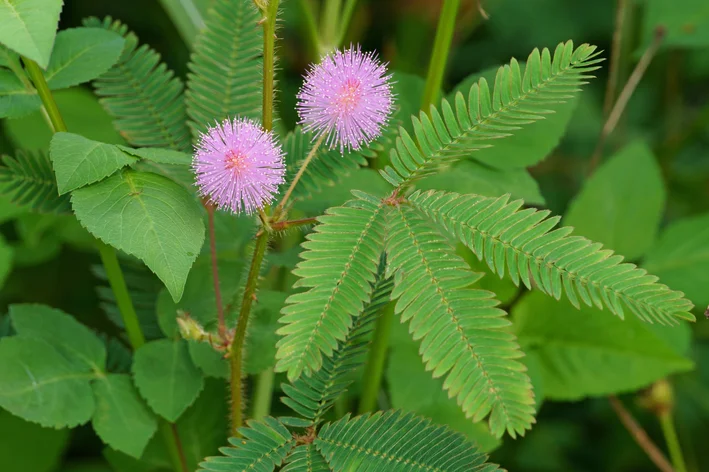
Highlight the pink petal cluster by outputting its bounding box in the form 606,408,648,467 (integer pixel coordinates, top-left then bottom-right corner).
297,45,394,152
193,117,285,215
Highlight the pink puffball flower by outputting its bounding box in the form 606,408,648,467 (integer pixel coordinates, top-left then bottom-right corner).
296,45,394,153
193,117,285,215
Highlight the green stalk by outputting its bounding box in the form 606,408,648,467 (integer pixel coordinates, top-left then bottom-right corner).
297,0,321,59
251,367,275,420
97,241,146,348
157,0,205,46
336,0,359,47
321,0,342,50
659,410,687,472
21,58,67,133
22,56,188,472
229,232,269,435
421,0,461,110
262,0,281,132
357,302,395,414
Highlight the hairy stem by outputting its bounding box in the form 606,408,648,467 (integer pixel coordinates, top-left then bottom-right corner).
273,133,326,219
270,217,319,232
608,396,674,472
262,0,281,132
23,55,188,472
157,0,205,46
357,302,395,414
588,27,664,175
229,232,269,436
206,204,226,341
251,367,275,420
421,0,461,110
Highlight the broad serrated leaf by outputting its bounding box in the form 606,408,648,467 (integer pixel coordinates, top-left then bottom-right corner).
564,141,665,260
513,292,693,400
380,41,601,187
276,194,387,380
186,0,263,137
9,303,106,372
132,339,204,422
644,212,709,308
72,170,205,301
316,410,501,471
82,17,191,151
409,190,695,324
0,68,41,118
45,27,125,90
0,150,70,213
198,417,294,472
387,205,535,438
49,132,138,194
0,0,63,68
91,374,158,458
0,336,96,428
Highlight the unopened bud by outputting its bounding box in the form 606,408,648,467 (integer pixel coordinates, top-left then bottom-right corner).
176,312,208,342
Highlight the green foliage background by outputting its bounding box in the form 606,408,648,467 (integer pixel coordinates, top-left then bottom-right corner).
1,0,709,471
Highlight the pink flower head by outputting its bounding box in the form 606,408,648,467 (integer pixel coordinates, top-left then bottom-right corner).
297,45,394,152
193,117,285,214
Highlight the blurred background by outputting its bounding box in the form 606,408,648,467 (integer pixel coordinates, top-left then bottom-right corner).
1,1,708,471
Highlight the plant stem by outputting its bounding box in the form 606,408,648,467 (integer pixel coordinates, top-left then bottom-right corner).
21,57,67,133
270,217,319,232
262,0,281,132
206,204,226,341
157,0,205,46
274,134,325,219
337,0,359,47
659,410,687,472
603,0,628,117
297,0,321,59
229,232,269,436
421,0,461,110
22,55,188,472
97,242,147,349
251,367,275,420
321,0,342,50
160,423,189,472
587,27,665,175
608,396,674,472
357,302,395,414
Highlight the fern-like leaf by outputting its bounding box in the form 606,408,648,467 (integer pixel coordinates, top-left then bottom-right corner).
275,192,387,380
82,17,191,151
281,256,393,424
281,445,330,472
387,205,535,438
199,417,294,472
186,0,262,137
408,190,695,324
316,410,500,472
380,41,602,188
0,151,70,213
